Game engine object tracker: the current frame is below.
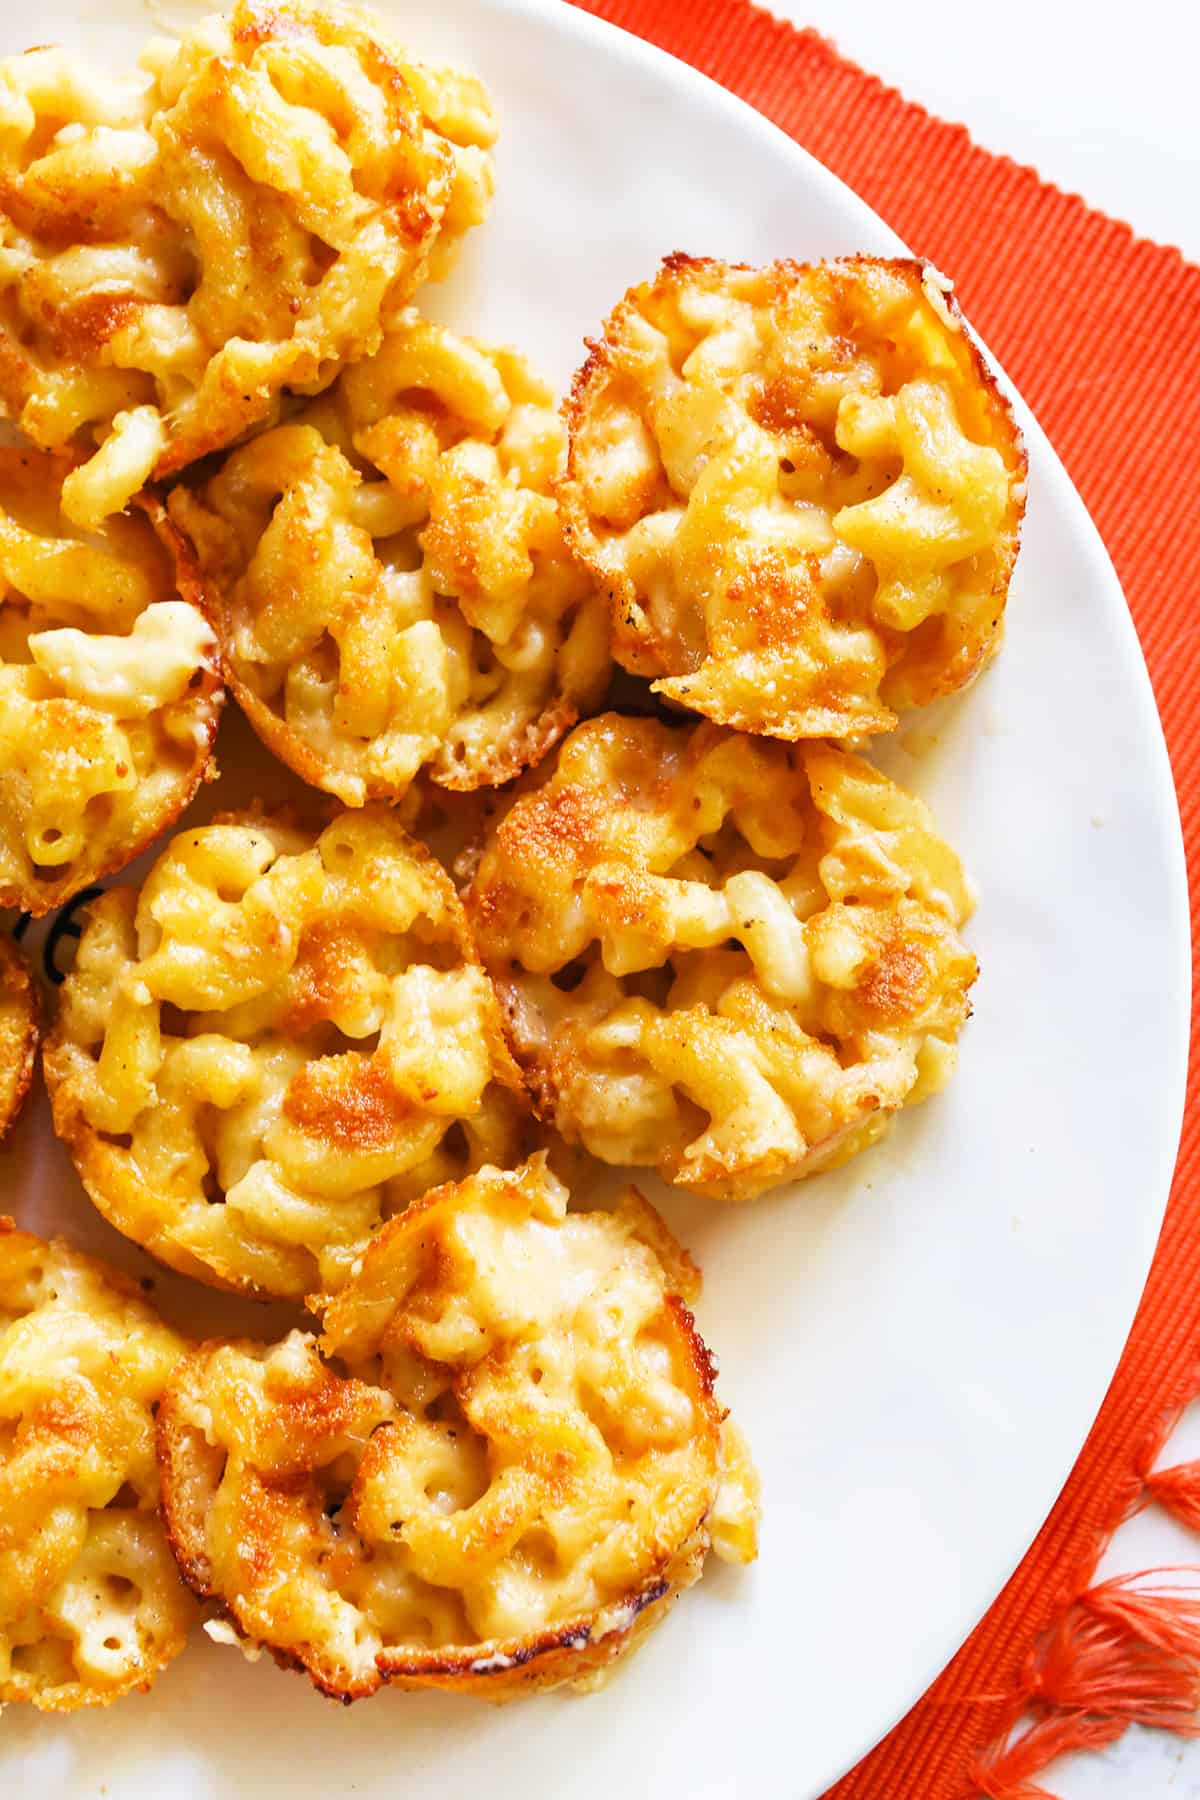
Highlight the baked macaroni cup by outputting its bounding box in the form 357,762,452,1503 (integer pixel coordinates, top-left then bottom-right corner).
0,934,38,1140
0,447,221,915
467,714,977,1201
43,805,528,1303
157,1157,758,1700
563,255,1026,738
0,1223,194,1709
168,316,610,804
0,0,497,525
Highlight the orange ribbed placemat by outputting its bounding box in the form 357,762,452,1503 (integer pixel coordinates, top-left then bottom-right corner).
565,2,1200,1795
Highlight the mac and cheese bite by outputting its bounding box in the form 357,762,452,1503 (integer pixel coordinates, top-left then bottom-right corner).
0,934,37,1140
157,1157,758,1700
468,715,977,1200
0,0,497,524
44,807,526,1302
563,255,1026,738
0,1224,194,1709
0,448,221,914
168,316,610,804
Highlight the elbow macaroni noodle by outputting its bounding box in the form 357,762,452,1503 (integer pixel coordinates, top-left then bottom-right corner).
0,1226,193,1709
468,714,977,1199
0,447,221,914
157,1158,758,1700
44,806,528,1302
0,1,496,521
562,255,1026,738
168,315,610,804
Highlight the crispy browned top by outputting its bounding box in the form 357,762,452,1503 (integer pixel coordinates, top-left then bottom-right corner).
44,806,528,1302
0,446,222,913
167,316,610,806
0,1225,193,1709
0,1,497,523
467,713,977,1199
158,1158,756,1700
0,935,37,1139
562,255,1026,738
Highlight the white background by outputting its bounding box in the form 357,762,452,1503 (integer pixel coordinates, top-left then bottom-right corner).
771,0,1200,261
767,0,1200,1791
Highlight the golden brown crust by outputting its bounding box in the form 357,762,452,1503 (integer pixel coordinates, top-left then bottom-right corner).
0,934,38,1142
0,2,497,520
467,713,978,1200
157,1158,757,1701
43,805,529,1302
166,318,610,807
0,446,223,915
562,254,1026,737
0,1224,195,1709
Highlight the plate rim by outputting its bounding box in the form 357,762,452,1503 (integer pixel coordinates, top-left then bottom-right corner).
495,0,1192,1774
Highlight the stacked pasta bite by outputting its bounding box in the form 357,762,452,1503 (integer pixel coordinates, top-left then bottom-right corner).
0,449,221,912
466,717,977,1198
167,315,610,801
157,1159,757,1698
44,807,527,1302
0,1226,194,1708
0,0,1028,1722
0,0,496,523
564,256,1025,735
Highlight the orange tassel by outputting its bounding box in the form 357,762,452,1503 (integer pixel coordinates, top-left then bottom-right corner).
1081,1570,1200,1665
969,1711,1125,1800
1142,1460,1200,1533
1026,1578,1200,1727
964,1571,1200,1799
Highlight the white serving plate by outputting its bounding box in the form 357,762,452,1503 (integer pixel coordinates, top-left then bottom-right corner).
0,0,1190,1795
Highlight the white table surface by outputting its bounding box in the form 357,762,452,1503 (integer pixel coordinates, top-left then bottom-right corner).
762,0,1200,1791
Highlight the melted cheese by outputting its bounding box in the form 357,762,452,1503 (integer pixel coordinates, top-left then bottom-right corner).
29,601,215,715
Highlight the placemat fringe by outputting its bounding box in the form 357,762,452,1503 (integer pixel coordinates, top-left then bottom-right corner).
967,1556,1200,1798
1143,1464,1200,1533
962,1387,1200,1796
